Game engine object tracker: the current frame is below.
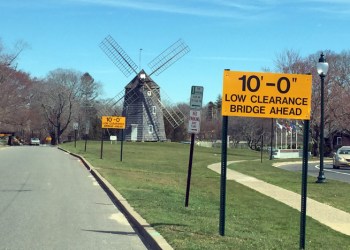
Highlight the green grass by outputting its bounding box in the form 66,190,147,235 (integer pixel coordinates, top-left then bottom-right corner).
61,141,350,249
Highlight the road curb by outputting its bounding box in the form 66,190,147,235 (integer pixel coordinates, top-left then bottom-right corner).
58,147,173,250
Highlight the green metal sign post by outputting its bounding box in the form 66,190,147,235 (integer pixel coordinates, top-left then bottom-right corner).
299,120,310,249
219,116,228,236
84,135,87,152
120,129,124,162
185,133,195,207
100,130,104,159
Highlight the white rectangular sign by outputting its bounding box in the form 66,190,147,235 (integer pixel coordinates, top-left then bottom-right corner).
73,122,79,130
110,136,117,141
188,110,201,134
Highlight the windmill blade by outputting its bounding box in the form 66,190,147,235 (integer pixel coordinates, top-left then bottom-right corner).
97,87,140,118
143,84,185,128
96,89,126,118
148,39,190,77
100,35,138,77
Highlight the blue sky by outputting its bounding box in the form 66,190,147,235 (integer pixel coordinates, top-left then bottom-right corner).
1,0,349,104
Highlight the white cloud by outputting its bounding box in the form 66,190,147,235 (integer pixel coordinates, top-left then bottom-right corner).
193,55,271,62
68,0,350,20
65,0,270,19
3,0,349,20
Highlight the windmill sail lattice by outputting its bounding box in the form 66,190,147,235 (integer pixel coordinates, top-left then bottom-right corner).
96,88,139,117
143,84,184,128
148,39,190,76
100,35,138,77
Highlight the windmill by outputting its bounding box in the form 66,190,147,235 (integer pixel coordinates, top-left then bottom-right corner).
99,35,190,142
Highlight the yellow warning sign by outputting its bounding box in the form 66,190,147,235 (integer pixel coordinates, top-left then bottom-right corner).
101,116,126,129
222,70,312,120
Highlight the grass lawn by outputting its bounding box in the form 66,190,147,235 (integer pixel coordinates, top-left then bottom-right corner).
61,141,350,250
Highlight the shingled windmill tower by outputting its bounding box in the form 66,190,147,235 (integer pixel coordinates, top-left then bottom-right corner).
99,35,189,142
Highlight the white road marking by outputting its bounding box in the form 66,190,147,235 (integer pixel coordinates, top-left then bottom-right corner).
314,165,350,176
87,174,99,186
109,213,130,225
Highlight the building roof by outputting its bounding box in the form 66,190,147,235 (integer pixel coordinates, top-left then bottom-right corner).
125,69,160,90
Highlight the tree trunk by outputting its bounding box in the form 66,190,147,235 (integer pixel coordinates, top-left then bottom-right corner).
57,122,61,144
50,131,56,145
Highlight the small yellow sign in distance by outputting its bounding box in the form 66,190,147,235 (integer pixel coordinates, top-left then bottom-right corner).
101,116,126,129
222,70,312,120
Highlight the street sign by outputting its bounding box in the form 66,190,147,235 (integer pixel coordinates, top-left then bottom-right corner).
190,86,204,110
73,122,79,130
188,110,201,134
85,121,90,135
222,71,312,120
101,116,126,129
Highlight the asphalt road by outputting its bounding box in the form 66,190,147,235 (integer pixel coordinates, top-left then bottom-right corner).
279,160,350,183
0,146,147,250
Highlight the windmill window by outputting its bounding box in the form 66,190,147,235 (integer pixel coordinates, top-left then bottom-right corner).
152,106,156,115
148,125,154,134
147,91,152,96
337,137,342,145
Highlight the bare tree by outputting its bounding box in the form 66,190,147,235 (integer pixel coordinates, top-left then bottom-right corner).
321,51,350,152
228,117,269,150
39,69,81,144
201,96,223,141
77,72,101,138
37,69,102,144
164,102,189,142
274,49,350,155
0,39,26,69
0,40,31,132
0,66,33,129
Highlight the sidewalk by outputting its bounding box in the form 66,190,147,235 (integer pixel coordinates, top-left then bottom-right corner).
208,161,350,237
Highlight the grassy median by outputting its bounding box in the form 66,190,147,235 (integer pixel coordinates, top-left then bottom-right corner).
61,141,350,250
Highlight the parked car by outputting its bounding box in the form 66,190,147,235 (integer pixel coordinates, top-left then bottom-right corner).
332,146,350,169
30,137,40,146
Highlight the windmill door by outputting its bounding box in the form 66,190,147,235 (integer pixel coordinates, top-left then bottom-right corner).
131,124,138,141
